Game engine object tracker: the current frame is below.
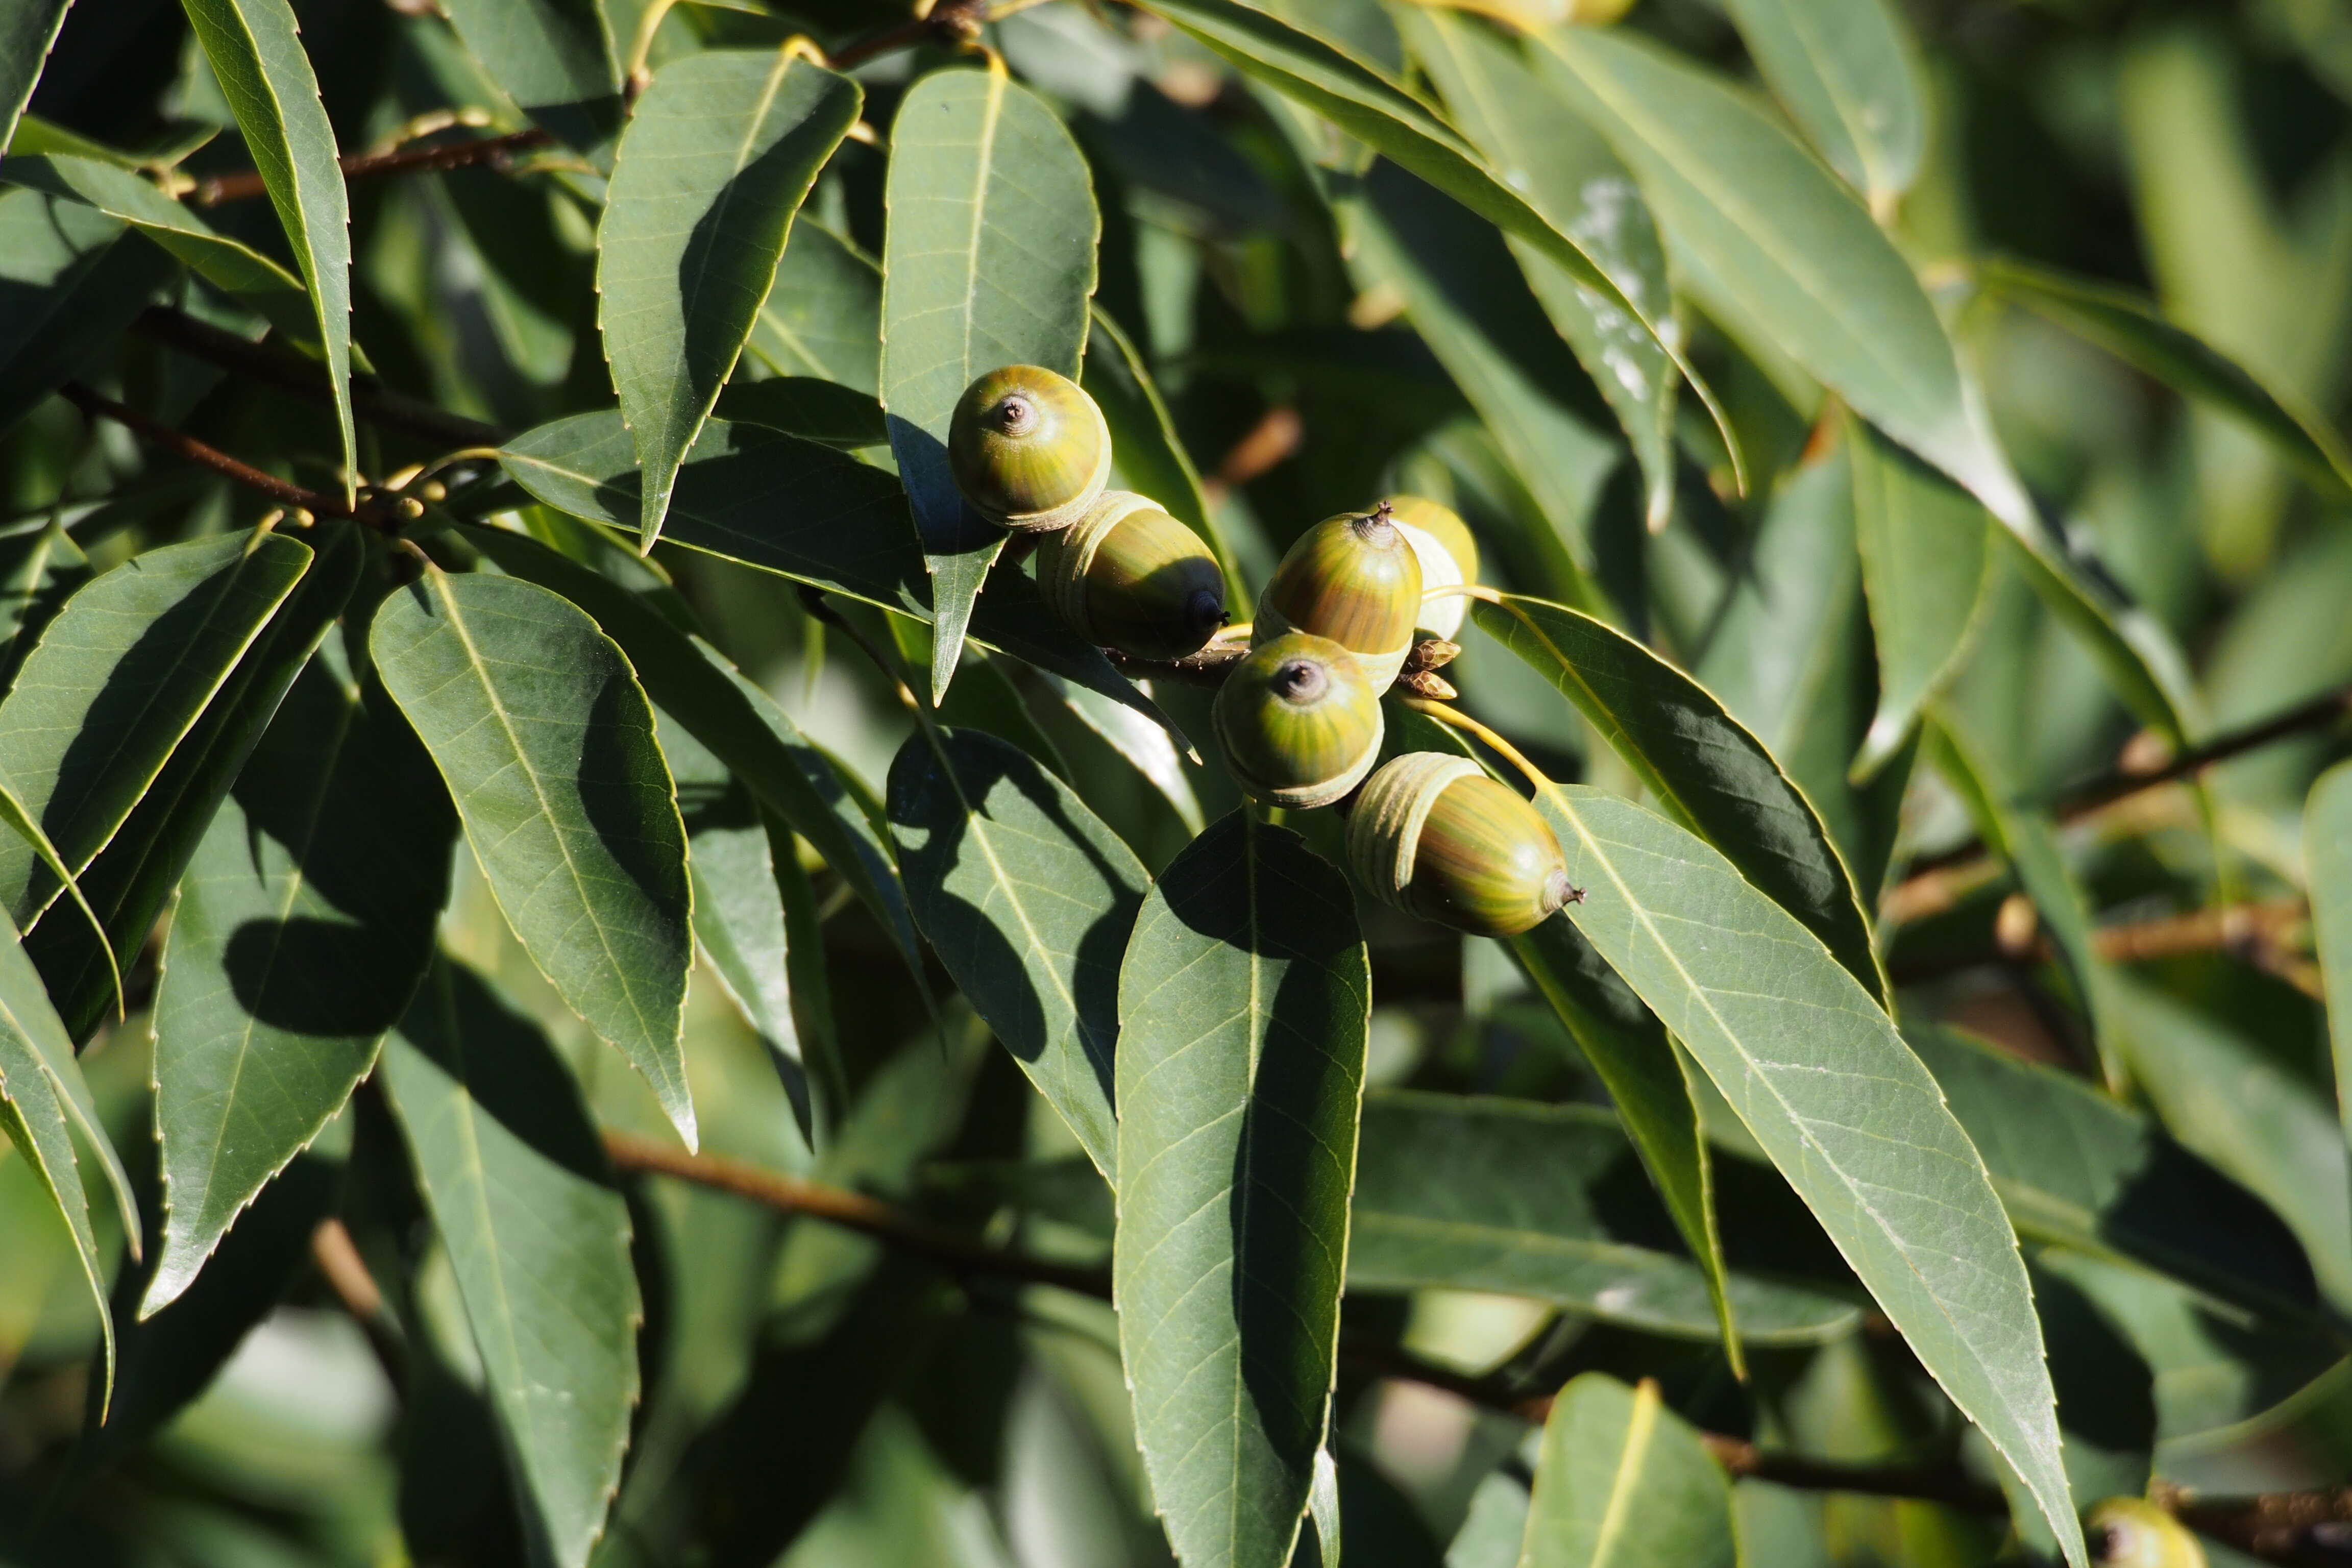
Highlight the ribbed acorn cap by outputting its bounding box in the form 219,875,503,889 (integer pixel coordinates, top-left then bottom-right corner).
946,364,1111,531
1212,631,1382,810
1345,753,1574,937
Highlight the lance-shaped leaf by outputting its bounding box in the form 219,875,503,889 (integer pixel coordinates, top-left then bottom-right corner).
0,187,179,436
2310,761,2352,1175
178,0,355,500
881,61,1098,702
497,411,1182,742
1472,594,1882,1000
379,959,641,1568
438,0,619,153
749,219,879,390
1521,1375,1734,1568
0,904,129,1407
1353,1092,1857,1343
0,0,70,155
1981,257,2352,500
0,528,311,929
598,51,861,552
1848,418,1989,779
1083,306,1234,586
143,648,454,1315
372,571,696,1146
715,377,885,449
1117,811,1368,1568
888,726,1147,1178
1021,666,1206,835
1907,1024,2320,1325
1532,782,2084,1566
1399,9,1680,532
1718,0,1925,214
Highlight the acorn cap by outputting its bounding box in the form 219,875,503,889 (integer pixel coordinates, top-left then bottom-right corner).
1212,631,1383,810
1345,752,1575,937
1037,491,1227,662
947,364,1112,532
1384,495,1478,640
1255,503,1423,688
2086,1500,2203,1568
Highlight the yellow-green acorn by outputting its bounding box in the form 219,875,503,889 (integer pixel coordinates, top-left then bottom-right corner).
1213,631,1383,809
1037,491,1227,662
2087,1500,2203,1568
1345,752,1575,936
1255,502,1424,688
1384,494,1479,640
946,364,1111,531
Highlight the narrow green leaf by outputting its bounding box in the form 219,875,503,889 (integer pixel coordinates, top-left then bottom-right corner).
715,376,885,448
1717,0,1926,212
1024,667,1207,836
177,0,356,500
1907,1024,2320,1326
1116,810,1369,1568
372,570,696,1147
880,61,1098,702
1352,1092,1857,1343
0,0,71,164
748,219,879,391
1532,783,2084,1566
379,958,642,1568
144,647,454,1314
2309,761,2352,1179
1472,594,1883,1001
1082,304,1236,587
598,51,860,552
437,0,620,153
0,186,179,436
497,411,1183,744
1848,419,1990,779
1981,256,2352,500
1520,1374,1735,1568
1399,9,1680,531
888,726,1147,1178
0,516,87,690
0,528,311,930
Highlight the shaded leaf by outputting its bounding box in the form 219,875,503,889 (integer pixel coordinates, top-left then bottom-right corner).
379,958,641,1568
144,644,453,1314
748,218,879,391
1472,594,1882,1000
1116,810,1368,1568
0,186,179,436
715,376,885,448
598,51,860,551
2310,760,2352,1175
372,570,695,1146
1718,0,1925,212
0,516,88,690
177,0,355,497
888,726,1147,1178
1521,1374,1735,1568
1024,666,1206,836
1848,419,1989,778
1351,1091,1858,1343
880,61,1098,702
438,0,619,153
0,0,69,157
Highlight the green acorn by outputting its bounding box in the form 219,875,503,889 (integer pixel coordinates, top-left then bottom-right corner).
2087,1500,2203,1568
1036,491,1228,662
1345,752,1576,936
1384,494,1479,640
1213,631,1383,809
947,364,1111,531
1255,502,1424,688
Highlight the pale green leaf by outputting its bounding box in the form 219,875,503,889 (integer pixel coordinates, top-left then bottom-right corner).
177,0,356,498
1718,0,1925,212
1520,1374,1734,1568
888,726,1147,1178
1532,783,2083,1566
372,570,696,1147
2310,760,2352,1177
0,186,179,435
438,0,620,152
0,0,72,165
379,958,641,1568
748,218,879,391
144,648,454,1314
880,62,1098,703
597,51,860,551
1116,810,1368,1568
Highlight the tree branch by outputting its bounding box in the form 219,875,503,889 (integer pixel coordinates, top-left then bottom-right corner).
1888,897,2311,988
189,127,557,206
60,382,372,521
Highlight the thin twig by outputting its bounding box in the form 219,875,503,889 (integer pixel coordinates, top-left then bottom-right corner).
190,128,556,206
309,1218,405,1393
60,382,348,518
1889,898,2311,988
830,0,989,70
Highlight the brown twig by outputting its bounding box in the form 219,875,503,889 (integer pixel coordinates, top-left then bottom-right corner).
60,382,351,519
829,0,989,71
1889,898,2311,988
190,127,556,206
309,1218,405,1392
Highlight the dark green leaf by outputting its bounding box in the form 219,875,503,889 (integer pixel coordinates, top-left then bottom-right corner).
1848,419,1989,778
177,0,356,497
887,726,1148,1178
437,0,619,152
372,570,696,1146
598,52,860,551
144,644,453,1314
2310,760,2352,1175
1082,304,1235,585
747,219,878,391
880,62,1098,702
1473,594,1882,1000
1115,811,1368,1568
715,376,886,448
379,958,641,1568
1521,1374,1734,1568
0,186,178,436
0,0,69,157
1718,0,1926,212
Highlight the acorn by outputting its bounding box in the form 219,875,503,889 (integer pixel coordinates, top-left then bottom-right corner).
1212,631,1383,810
947,364,1111,531
1345,752,1576,937
1036,490,1227,662
1383,494,1479,640
2087,1500,2203,1568
1255,502,1423,688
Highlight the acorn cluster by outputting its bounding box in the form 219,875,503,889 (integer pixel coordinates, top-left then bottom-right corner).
948,364,1576,940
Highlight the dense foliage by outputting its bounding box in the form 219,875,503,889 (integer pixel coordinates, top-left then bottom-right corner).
0,0,2349,1564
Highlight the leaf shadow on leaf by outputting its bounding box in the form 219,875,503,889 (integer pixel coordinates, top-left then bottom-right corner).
2035,1266,2155,1468
883,413,999,558
577,666,689,919
219,917,413,1036
406,962,616,1187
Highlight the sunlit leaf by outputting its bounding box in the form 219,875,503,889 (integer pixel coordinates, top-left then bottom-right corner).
0,0,69,156
438,0,620,152
1718,0,1925,212
1521,1374,1734,1568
